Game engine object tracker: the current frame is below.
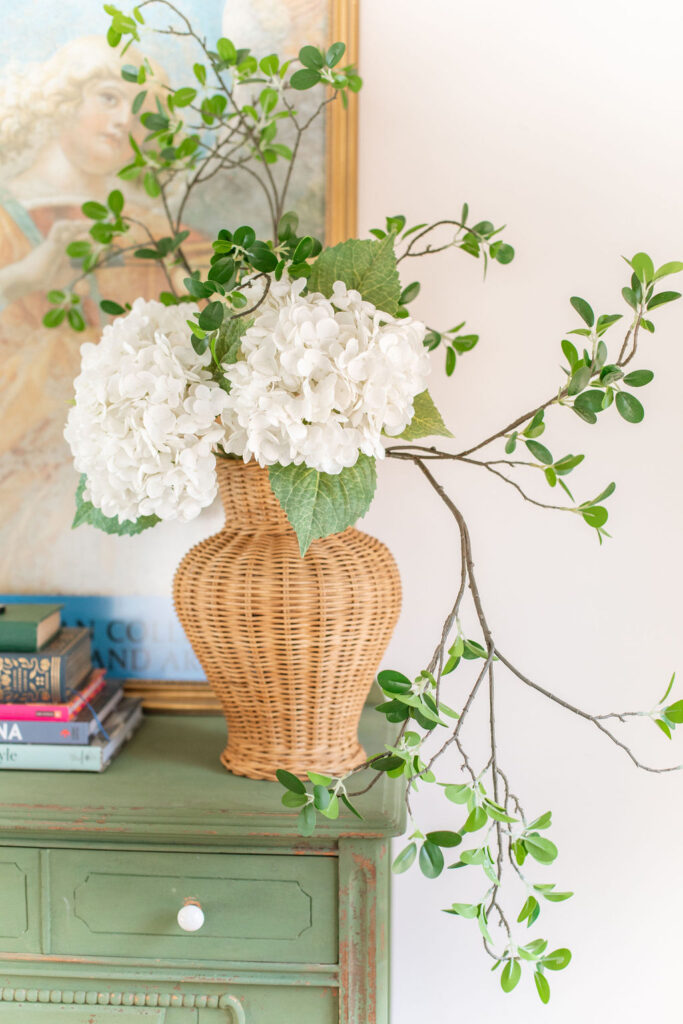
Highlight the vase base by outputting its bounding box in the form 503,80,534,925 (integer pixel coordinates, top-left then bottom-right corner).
219,742,368,782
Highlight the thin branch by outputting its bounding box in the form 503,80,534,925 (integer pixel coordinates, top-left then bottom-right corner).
496,651,682,774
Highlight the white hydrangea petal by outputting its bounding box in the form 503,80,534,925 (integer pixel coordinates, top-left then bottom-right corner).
221,277,430,474
64,299,229,524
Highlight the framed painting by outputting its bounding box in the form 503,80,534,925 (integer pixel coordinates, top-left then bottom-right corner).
0,0,359,707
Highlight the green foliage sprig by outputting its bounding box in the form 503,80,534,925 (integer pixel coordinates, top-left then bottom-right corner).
44,2,683,1003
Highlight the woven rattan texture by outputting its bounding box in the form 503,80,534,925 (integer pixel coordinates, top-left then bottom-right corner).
174,459,402,780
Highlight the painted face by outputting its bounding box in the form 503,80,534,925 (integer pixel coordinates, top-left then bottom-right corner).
59,77,139,175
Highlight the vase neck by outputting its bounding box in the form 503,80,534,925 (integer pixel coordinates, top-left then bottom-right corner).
216,459,290,529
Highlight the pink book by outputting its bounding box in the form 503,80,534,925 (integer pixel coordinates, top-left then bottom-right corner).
0,669,106,722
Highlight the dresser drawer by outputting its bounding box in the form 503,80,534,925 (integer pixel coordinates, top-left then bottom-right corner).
48,849,338,964
0,847,41,953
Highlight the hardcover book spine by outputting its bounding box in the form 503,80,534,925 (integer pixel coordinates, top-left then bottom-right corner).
0,671,106,721
0,655,64,702
0,720,91,744
0,743,102,771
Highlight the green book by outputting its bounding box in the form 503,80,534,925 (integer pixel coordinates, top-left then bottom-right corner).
0,699,144,772
0,603,62,652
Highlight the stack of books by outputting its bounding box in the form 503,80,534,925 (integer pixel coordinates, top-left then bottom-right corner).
0,602,143,771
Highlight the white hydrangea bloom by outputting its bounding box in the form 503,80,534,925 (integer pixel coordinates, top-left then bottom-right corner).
64,298,229,524
221,278,430,474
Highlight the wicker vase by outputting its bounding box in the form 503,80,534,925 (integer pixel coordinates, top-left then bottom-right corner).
173,459,402,780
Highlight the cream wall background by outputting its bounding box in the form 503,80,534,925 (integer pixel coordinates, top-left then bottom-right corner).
356,0,683,1020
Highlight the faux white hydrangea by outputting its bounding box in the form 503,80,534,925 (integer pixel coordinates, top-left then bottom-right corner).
221,278,430,474
64,298,229,524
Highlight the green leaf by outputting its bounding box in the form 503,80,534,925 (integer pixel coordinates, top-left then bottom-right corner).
524,833,558,864
392,843,417,873
664,699,683,724
132,89,147,114
67,308,86,332
276,769,306,794
615,392,644,423
377,669,412,694
505,432,518,454
198,301,225,332
42,308,66,328
528,811,552,830
308,235,401,315
419,840,444,878
647,290,681,310
320,793,339,819
494,242,515,264
313,785,331,810
553,454,584,476
216,37,237,63
327,41,346,67
100,300,126,316
582,505,608,528
290,68,321,90
629,252,655,284
397,390,453,440
567,366,591,396
268,455,377,556
143,171,161,198
622,369,654,387
659,672,676,704
340,793,363,819
462,806,488,833
399,281,420,305
544,891,574,902
369,754,404,772
445,347,456,376
655,718,672,739
525,440,553,465
173,86,197,107
570,296,594,327
561,339,580,369
534,971,551,1004
654,260,683,280
82,200,108,220
542,948,572,971
72,475,159,535
297,803,316,836
622,286,638,310
517,896,539,924
107,190,124,215
484,800,517,823
574,390,606,417
281,791,308,808
425,830,462,848
501,959,522,993
299,44,324,69
444,902,478,918
308,771,332,786
66,241,92,259
443,784,472,804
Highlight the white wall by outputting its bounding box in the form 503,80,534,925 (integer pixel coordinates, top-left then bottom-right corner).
356,0,683,1019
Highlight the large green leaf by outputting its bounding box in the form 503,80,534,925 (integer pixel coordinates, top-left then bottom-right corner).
307,235,401,314
268,455,377,556
396,390,453,440
72,475,160,536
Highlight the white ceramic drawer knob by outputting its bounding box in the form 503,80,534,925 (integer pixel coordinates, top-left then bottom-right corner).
177,898,205,932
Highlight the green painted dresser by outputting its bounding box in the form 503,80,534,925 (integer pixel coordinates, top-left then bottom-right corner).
0,709,403,1023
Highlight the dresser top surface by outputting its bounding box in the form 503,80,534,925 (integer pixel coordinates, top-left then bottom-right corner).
0,708,405,846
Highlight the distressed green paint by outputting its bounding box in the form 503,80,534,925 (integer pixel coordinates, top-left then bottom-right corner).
0,712,404,845
339,839,391,1024
50,848,337,964
0,709,404,1023
0,849,41,951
